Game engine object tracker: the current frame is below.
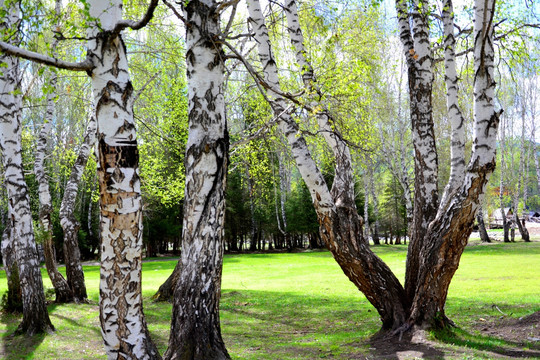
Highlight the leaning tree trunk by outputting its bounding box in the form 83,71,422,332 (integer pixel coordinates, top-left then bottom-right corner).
163,1,230,359
87,1,161,358
0,0,54,335
59,115,96,303
35,29,74,302
152,260,181,302
408,0,500,328
395,0,440,303
250,0,408,329
476,208,491,243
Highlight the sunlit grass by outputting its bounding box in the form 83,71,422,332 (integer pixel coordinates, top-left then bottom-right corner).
0,241,538,359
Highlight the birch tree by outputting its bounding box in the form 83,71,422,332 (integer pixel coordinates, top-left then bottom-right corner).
35,76,74,303
0,0,161,355
34,0,74,303
0,0,54,335
406,0,501,327
59,114,96,303
238,0,501,332
163,0,231,358
245,0,409,328
395,0,439,301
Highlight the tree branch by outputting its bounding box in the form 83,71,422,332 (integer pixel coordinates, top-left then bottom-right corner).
112,0,160,34
162,0,186,24
0,41,93,71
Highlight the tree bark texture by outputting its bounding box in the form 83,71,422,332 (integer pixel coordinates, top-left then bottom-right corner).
59,115,96,303
1,224,22,312
408,0,500,328
87,1,161,358
396,0,440,303
0,0,54,335
163,1,230,359
153,260,181,302
250,0,408,329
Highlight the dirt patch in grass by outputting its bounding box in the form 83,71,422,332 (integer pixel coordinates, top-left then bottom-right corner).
365,330,447,360
475,311,540,347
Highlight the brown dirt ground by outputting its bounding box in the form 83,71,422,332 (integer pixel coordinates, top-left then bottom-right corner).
361,313,540,360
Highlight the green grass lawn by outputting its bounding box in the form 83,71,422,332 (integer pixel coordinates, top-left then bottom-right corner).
0,241,539,359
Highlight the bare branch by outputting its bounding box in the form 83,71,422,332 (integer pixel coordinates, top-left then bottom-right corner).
112,0,160,34
133,72,160,103
222,1,239,38
162,0,186,24
0,41,93,71
231,104,292,148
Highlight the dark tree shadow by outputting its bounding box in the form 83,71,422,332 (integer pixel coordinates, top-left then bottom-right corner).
0,311,45,360
368,331,446,360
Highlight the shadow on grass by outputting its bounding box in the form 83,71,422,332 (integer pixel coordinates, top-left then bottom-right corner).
432,326,540,359
220,289,540,359
0,312,45,360
368,331,446,360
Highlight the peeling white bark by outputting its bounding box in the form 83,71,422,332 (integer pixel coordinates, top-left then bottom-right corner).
34,0,73,303
164,1,230,359
86,1,160,358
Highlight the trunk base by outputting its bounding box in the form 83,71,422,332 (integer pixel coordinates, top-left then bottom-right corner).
164,340,230,360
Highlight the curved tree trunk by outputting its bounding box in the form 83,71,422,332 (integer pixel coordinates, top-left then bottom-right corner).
249,0,408,329
0,0,54,335
163,1,230,359
87,1,161,358
36,108,74,303
153,260,181,302
59,116,96,303
35,12,74,300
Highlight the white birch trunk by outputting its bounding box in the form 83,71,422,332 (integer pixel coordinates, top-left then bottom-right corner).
35,73,74,303
59,115,96,302
87,1,160,358
499,117,509,241
0,0,54,335
514,109,530,241
34,0,73,302
439,0,466,208
164,1,230,359
409,0,500,327
363,176,370,240
396,0,439,302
